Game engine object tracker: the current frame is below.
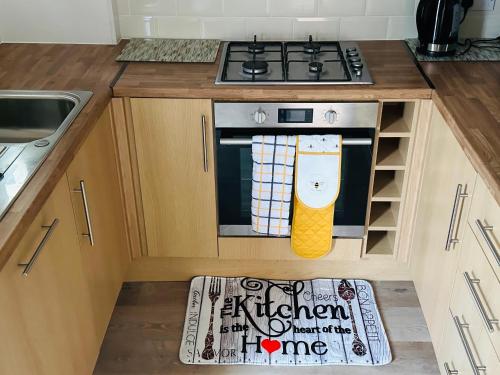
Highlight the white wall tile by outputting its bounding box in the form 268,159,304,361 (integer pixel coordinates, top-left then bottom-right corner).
246,18,294,40
157,17,202,38
120,15,158,37
116,0,130,15
292,18,340,40
129,0,177,16
366,0,415,16
0,0,119,43
387,16,417,39
179,0,223,16
340,17,389,40
318,0,366,16
269,0,316,17
223,0,268,16
202,18,247,40
460,14,500,37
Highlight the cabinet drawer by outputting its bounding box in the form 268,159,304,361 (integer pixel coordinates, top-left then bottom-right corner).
440,310,499,375
468,177,500,277
455,223,500,357
439,312,470,375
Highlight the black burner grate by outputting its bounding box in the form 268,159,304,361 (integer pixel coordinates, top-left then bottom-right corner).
220,36,361,83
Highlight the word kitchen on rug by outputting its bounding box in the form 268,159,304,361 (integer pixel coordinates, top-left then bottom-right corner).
180,276,391,366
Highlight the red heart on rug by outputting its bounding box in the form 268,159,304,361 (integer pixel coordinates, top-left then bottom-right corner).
261,339,281,354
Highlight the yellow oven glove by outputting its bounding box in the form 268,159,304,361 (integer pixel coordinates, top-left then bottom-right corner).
291,135,342,258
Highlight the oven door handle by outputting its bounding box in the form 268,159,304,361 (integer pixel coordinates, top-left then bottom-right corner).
219,138,372,146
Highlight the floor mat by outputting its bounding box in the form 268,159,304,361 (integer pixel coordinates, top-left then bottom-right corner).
180,276,391,366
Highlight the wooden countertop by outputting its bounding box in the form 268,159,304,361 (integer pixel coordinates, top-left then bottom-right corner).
0,40,498,271
0,42,125,270
113,40,433,100
420,62,500,204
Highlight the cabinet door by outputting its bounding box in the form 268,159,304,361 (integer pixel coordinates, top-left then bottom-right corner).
67,105,130,342
0,178,97,375
130,98,218,258
411,103,477,356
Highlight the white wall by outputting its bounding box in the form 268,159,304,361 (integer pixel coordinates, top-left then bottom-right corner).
0,0,120,44
0,0,497,43
117,0,500,40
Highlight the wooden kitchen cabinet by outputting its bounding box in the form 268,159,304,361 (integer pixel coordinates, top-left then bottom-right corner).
410,103,477,356
130,98,218,258
66,105,130,343
0,177,98,375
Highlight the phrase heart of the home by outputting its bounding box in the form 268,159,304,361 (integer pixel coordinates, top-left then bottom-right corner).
180,277,392,366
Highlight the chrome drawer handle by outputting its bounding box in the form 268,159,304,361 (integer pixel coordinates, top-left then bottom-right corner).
201,115,208,172
445,184,468,251
73,180,95,246
453,315,487,375
464,272,498,332
444,362,459,375
18,218,59,276
475,219,499,266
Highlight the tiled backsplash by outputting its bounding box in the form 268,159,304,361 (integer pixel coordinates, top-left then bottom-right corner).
117,0,500,40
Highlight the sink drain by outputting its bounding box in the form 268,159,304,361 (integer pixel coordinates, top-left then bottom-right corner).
34,140,50,147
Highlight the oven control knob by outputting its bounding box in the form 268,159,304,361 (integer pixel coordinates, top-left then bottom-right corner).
253,110,267,124
324,110,337,125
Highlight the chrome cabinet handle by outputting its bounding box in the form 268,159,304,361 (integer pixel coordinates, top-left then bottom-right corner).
464,272,498,332
444,362,459,375
475,219,499,266
73,180,95,246
201,115,208,172
453,315,487,375
445,184,468,251
18,218,59,276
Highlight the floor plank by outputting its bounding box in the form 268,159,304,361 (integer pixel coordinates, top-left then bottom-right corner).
93,281,439,374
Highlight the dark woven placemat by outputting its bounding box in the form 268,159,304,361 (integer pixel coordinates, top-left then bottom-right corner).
116,38,220,63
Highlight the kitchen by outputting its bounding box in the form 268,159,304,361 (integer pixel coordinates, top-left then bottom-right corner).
0,0,499,374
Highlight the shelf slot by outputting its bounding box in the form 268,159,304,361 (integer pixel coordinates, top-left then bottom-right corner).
379,102,414,137
369,202,399,231
375,138,408,170
372,170,403,202
366,231,395,255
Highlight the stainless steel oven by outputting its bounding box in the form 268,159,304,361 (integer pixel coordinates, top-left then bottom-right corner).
214,102,378,238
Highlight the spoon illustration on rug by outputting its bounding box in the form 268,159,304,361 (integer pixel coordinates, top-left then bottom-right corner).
338,279,367,357
201,277,221,360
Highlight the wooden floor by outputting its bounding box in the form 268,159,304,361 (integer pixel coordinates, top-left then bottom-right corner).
94,281,439,374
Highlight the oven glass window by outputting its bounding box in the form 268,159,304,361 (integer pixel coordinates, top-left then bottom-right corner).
216,129,373,236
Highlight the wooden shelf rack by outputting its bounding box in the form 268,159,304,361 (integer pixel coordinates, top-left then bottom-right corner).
364,101,419,257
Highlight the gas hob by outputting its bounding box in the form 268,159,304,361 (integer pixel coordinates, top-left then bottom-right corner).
215,36,373,85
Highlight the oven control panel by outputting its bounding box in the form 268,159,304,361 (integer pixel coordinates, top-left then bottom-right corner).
214,102,378,128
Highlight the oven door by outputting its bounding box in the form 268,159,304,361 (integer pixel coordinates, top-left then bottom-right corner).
216,127,374,238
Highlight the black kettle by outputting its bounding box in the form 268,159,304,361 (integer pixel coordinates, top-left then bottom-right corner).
416,0,474,56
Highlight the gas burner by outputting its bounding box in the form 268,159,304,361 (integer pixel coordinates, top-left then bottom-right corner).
248,35,265,54
242,60,268,75
308,61,323,73
303,35,321,54
248,43,265,54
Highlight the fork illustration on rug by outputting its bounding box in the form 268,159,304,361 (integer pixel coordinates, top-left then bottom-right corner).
201,277,221,360
338,279,368,357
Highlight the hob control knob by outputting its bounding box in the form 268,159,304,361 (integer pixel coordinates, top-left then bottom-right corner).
253,109,267,124
324,110,338,125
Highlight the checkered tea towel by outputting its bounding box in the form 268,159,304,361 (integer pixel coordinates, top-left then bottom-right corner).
251,135,296,236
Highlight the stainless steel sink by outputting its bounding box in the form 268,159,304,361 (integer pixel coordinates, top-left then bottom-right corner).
0,90,93,219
